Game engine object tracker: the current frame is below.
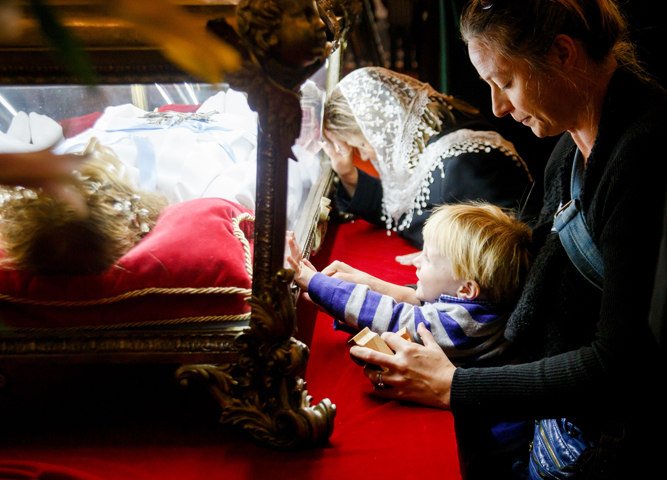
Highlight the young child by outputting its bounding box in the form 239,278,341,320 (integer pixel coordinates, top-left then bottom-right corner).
287,201,532,367
287,201,534,462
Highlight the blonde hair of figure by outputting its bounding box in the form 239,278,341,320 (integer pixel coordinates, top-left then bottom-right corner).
0,139,168,276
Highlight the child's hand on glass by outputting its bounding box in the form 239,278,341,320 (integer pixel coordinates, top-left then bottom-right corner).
286,231,317,291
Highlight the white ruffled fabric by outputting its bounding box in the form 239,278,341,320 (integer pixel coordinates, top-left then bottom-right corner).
0,111,64,153
2,88,323,229
54,90,259,209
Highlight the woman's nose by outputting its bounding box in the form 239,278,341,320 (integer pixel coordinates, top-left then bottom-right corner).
491,90,512,118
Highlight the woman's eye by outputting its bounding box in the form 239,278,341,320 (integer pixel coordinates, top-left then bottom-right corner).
501,81,511,90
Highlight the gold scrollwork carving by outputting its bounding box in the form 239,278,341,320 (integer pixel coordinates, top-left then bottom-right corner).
174,0,365,449
176,271,336,449
317,0,363,50
312,197,332,254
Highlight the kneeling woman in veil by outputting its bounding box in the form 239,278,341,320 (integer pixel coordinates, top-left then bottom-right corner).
323,67,537,255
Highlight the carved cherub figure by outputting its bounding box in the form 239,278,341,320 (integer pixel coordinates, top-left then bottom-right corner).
238,0,332,79
207,0,337,163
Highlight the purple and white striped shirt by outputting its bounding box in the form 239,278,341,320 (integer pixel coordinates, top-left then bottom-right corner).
308,272,515,366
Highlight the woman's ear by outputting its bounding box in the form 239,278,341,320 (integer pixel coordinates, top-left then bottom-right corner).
550,34,578,73
456,280,480,300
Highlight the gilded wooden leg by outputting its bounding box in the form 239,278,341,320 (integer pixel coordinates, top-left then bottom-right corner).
175,269,336,449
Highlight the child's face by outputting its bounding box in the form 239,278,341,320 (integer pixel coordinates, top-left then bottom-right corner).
413,241,466,303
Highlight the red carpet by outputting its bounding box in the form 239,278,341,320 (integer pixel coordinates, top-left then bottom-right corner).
0,219,462,480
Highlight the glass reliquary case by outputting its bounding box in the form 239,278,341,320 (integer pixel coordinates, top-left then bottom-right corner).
0,0,362,448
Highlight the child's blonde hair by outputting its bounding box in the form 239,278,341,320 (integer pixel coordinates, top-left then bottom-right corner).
423,201,532,303
0,139,167,275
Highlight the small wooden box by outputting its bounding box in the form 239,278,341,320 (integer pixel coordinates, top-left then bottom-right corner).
347,326,414,354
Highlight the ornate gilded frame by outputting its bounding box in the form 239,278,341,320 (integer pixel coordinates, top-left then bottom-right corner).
0,0,360,449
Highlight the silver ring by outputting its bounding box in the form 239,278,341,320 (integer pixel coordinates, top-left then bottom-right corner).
376,371,385,389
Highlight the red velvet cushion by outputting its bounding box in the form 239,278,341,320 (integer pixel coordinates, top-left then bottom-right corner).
58,111,103,138
0,198,254,329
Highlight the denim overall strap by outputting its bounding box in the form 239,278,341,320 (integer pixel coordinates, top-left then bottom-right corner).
552,149,604,290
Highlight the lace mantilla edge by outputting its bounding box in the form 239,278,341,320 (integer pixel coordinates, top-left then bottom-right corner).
0,213,255,331
381,129,532,234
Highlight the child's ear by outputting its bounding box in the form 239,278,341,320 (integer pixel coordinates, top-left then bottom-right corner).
456,280,480,300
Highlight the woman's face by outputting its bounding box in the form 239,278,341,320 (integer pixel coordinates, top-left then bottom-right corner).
324,130,377,161
468,39,573,138
344,133,377,161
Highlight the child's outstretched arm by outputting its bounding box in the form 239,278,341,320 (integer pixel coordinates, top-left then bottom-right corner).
321,261,420,305
308,275,510,364
286,231,317,291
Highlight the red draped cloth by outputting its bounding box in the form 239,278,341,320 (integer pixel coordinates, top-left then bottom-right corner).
0,219,462,480
300,219,463,480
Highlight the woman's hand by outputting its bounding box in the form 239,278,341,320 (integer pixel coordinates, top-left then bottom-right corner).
352,323,456,409
321,132,358,197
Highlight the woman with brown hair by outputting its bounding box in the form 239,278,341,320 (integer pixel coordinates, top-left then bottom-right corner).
342,1,667,478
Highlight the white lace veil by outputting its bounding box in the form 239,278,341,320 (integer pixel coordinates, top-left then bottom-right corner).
338,67,525,232
337,67,445,225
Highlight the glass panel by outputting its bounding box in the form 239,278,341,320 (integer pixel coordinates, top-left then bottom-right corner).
0,79,324,230
289,63,327,230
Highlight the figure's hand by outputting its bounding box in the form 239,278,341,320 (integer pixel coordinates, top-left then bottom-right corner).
395,251,421,266
351,323,456,409
0,149,88,214
286,231,317,291
321,132,354,171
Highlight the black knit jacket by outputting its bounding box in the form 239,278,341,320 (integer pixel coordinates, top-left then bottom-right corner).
336,115,540,249
451,68,667,447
